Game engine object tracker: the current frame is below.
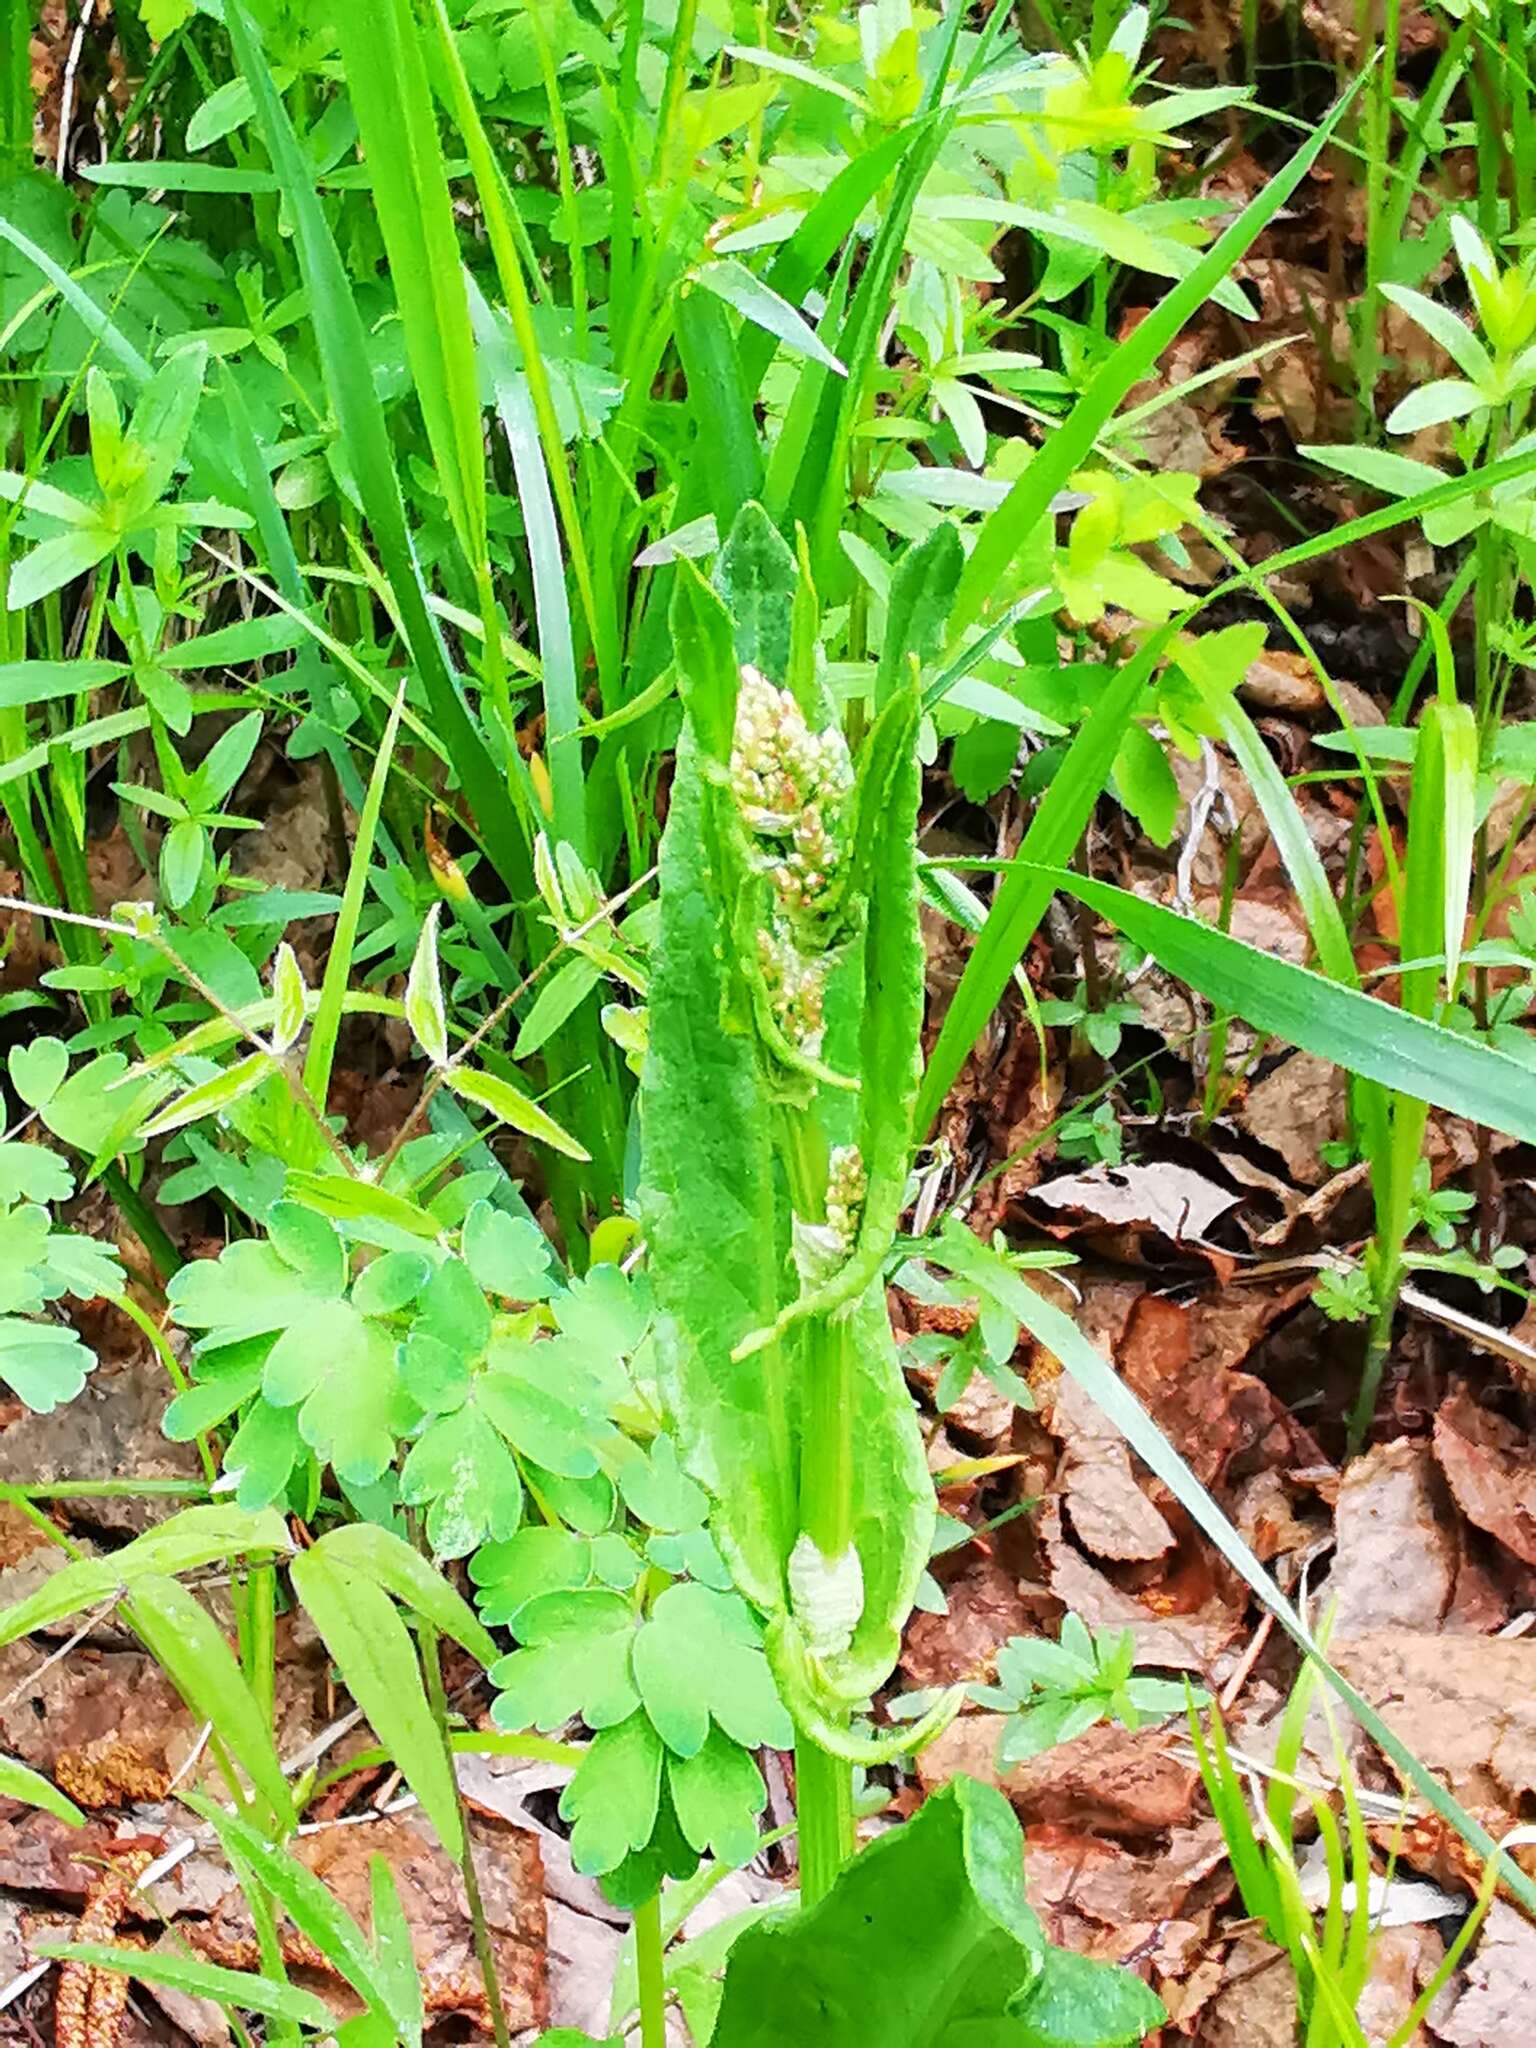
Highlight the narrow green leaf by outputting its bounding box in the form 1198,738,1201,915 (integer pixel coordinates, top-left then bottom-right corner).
181,1792,402,2022
692,260,847,375
915,630,1172,1133
968,863,1536,1147
290,1546,463,1857
121,1574,296,1830
333,0,486,576
301,681,406,1110
468,279,587,861
307,1523,499,1668
79,160,280,191
447,1064,590,1162
0,1506,290,1649
226,0,527,905
39,1947,334,2028
138,1051,275,1139
0,660,128,707
948,72,1368,644
675,287,764,532
0,1754,84,1828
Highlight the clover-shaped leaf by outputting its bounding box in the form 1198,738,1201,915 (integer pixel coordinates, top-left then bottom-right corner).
400,1402,524,1559
0,1144,72,1208
631,1585,791,1757
463,1201,556,1301
490,1588,640,1733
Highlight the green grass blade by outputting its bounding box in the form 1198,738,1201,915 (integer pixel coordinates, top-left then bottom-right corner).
301,680,407,1113
914,626,1175,1133
469,280,588,863
739,119,925,400
945,861,1536,1147
424,0,604,677
947,69,1370,646
676,285,765,534
227,0,528,908
334,0,487,581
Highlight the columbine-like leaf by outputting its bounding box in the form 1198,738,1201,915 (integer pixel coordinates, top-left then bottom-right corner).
632,1585,792,1758
490,1588,640,1733
559,1711,663,1876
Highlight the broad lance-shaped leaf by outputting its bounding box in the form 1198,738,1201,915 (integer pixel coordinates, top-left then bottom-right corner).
710,1776,1163,2047
126,1574,296,1830
641,724,792,1614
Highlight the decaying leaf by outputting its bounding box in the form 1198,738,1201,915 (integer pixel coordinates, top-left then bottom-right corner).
917,1712,1198,1835
1237,1050,1347,1187
1049,1374,1175,1564
1029,1160,1242,1249
1326,1439,1458,1637
1432,1901,1536,2048
189,1810,548,2033
1434,1389,1536,1567
1335,1633,1536,1832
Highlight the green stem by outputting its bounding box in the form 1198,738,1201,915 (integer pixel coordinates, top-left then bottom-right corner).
103,1165,182,1283
635,1890,667,2048
418,1609,512,2048
799,1317,854,1560
794,1733,854,1907
241,1559,277,1727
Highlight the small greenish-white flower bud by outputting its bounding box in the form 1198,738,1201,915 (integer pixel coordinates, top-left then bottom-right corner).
788,1532,864,1659
826,1144,866,1252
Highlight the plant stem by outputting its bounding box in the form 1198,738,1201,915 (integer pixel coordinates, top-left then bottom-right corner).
794,1306,857,1905
634,1890,667,2048
418,1613,512,2048
795,1733,854,1907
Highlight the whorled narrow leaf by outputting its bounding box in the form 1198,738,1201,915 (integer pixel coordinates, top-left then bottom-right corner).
405,903,449,1068
447,1064,590,1162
